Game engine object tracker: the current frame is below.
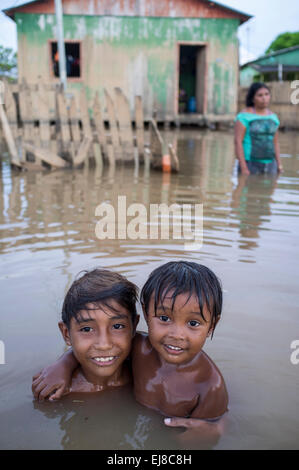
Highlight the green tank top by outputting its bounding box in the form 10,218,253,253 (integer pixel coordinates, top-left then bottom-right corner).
235,112,280,164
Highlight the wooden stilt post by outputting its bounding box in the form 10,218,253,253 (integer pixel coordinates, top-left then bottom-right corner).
0,103,22,168
104,89,122,162
79,88,95,165
114,87,134,162
93,92,108,161
68,95,81,163
134,95,144,163
57,89,72,162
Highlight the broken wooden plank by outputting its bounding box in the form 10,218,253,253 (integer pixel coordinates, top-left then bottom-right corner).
104,89,122,161
93,92,108,158
168,143,180,173
37,78,51,144
19,78,42,164
114,87,134,162
73,138,92,167
79,88,94,163
0,103,22,168
4,82,18,140
135,95,144,162
23,143,68,168
57,91,71,145
68,95,81,163
79,88,93,140
149,118,164,169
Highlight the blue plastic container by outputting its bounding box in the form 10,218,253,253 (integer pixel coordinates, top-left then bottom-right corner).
188,96,197,113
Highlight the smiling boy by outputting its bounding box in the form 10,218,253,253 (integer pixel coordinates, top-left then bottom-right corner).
32,269,139,397
132,261,228,425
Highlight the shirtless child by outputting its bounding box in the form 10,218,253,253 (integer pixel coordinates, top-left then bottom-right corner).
33,262,228,434
133,261,228,433
32,268,139,398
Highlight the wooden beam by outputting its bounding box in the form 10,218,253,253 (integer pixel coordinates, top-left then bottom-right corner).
23,143,68,168
114,87,134,162
135,95,144,162
104,89,122,161
93,92,108,158
0,103,22,168
73,138,92,167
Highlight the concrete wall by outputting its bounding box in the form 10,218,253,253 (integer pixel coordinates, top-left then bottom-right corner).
16,13,239,119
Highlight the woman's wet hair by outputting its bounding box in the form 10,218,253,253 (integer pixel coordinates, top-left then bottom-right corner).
140,261,222,337
61,268,138,328
246,82,270,107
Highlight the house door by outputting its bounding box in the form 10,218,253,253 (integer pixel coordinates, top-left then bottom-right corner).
178,45,206,114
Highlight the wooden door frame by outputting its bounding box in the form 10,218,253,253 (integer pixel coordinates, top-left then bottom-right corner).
175,41,209,116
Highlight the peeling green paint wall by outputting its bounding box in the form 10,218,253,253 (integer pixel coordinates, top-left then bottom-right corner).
16,13,239,117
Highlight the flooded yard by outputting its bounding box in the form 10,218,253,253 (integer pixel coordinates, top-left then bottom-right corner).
0,128,299,450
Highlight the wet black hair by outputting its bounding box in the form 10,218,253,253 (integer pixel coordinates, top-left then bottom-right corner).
140,261,222,337
61,268,138,328
246,82,270,107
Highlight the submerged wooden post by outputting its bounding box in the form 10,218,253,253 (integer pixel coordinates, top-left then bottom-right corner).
149,118,164,169
79,88,95,164
134,95,144,162
37,79,51,157
19,78,41,165
57,88,72,161
0,103,22,168
104,89,122,162
93,92,108,160
68,95,81,163
4,83,18,140
114,87,134,162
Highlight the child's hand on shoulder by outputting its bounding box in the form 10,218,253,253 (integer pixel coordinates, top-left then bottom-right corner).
32,361,71,401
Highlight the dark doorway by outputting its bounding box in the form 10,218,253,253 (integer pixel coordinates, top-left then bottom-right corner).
51,42,81,78
178,45,206,114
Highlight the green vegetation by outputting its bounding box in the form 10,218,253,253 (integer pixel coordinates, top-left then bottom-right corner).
266,32,299,54
0,46,17,80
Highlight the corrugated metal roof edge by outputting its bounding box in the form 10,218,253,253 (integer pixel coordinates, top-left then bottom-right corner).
3,0,252,23
241,45,299,68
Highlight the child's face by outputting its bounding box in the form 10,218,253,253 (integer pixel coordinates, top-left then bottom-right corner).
60,300,137,384
145,291,214,366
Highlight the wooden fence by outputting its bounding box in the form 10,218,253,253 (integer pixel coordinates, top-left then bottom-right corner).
0,79,179,173
238,81,299,129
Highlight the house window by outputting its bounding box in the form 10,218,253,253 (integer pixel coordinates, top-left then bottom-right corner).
51,42,81,78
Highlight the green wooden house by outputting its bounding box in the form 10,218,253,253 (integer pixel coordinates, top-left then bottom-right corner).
4,0,251,123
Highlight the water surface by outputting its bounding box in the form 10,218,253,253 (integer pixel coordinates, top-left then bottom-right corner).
0,129,299,450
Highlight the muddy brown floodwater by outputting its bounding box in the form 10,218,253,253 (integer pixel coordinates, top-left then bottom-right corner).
0,129,299,450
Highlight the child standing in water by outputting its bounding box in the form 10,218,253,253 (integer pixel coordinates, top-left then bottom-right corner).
33,262,228,433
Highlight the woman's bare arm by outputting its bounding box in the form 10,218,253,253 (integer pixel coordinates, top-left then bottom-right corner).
234,120,250,175
273,131,283,172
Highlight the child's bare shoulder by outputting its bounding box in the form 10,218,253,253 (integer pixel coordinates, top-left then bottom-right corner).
192,351,228,419
133,331,151,353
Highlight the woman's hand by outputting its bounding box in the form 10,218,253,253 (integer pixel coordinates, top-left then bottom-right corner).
277,163,284,173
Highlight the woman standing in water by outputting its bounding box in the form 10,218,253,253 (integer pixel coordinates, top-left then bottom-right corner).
234,82,283,175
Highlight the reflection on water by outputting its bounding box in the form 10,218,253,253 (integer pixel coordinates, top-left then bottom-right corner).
0,129,299,450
